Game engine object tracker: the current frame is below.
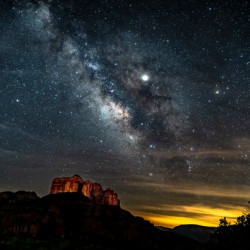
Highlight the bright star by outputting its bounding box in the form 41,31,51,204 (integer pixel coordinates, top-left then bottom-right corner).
128,135,134,140
141,74,149,81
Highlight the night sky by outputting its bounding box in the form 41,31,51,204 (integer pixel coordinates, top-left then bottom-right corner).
0,0,249,228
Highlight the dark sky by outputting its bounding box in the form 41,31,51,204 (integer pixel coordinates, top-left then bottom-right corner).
0,0,249,228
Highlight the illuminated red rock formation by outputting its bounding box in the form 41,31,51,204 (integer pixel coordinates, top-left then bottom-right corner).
64,175,83,192
91,182,103,203
50,175,120,206
82,180,103,203
82,180,94,198
50,177,69,193
103,188,119,206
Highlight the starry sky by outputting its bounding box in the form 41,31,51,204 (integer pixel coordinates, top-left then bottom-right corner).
0,0,249,228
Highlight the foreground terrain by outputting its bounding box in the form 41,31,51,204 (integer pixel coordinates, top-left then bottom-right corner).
0,191,204,250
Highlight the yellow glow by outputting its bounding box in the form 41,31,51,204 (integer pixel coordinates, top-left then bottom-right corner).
132,205,245,228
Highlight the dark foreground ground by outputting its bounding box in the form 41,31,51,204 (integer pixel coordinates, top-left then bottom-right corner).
0,191,205,250
1,191,250,250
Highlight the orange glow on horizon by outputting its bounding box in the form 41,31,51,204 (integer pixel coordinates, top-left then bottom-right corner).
132,204,245,228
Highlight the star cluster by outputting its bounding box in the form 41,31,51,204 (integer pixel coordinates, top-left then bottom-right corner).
0,0,249,228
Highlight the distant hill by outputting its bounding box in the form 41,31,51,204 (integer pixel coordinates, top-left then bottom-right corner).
172,224,216,243
155,226,172,232
0,191,205,250
156,224,216,243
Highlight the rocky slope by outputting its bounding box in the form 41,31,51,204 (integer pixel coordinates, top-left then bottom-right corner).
0,177,205,250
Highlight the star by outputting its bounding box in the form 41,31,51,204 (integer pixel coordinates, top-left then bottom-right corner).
141,74,149,82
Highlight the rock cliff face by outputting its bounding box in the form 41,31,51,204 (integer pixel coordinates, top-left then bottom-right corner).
50,175,120,206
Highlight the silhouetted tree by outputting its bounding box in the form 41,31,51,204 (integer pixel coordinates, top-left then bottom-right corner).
218,217,230,227
210,201,250,249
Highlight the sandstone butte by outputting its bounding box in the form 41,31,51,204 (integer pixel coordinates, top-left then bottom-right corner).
50,175,120,206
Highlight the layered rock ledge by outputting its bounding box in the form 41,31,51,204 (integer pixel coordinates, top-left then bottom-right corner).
50,175,120,206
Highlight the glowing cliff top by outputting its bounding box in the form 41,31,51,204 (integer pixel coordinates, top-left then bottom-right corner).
50,175,120,206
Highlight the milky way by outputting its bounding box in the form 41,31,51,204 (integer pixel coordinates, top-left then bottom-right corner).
0,0,249,227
